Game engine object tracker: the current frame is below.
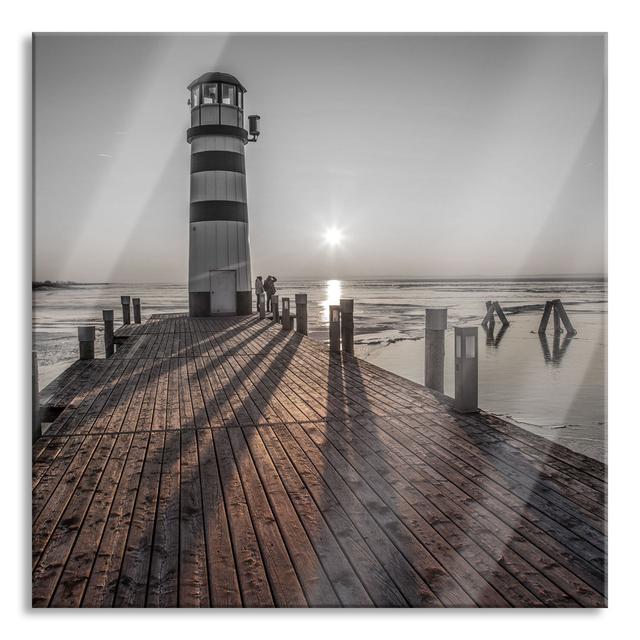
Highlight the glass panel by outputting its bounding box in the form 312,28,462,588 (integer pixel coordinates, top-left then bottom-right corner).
237,90,243,109
191,86,199,109
222,83,236,105
455,335,461,358
202,83,218,104
465,335,476,359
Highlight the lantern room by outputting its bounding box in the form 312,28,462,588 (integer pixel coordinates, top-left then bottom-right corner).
188,72,246,129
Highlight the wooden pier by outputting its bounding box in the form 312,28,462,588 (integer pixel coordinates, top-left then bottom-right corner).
32,313,606,607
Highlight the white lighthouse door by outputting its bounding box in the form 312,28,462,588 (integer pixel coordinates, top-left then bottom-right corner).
209,270,236,315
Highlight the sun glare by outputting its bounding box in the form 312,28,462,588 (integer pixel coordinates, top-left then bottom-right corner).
323,227,343,247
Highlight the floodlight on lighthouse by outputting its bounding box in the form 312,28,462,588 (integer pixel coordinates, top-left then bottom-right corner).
248,115,261,142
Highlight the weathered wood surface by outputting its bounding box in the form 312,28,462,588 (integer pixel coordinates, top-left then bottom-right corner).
32,313,607,607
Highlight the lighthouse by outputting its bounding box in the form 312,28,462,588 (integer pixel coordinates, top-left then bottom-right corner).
186,72,260,316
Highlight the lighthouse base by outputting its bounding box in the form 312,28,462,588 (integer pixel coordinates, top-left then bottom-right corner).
188,291,253,317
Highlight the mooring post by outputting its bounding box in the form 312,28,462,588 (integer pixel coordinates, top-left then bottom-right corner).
553,302,563,334
78,326,96,360
329,305,341,353
340,298,354,355
454,326,479,413
295,294,308,336
553,299,577,335
132,297,141,324
424,308,447,394
259,293,266,319
102,309,114,358
121,295,131,325
482,301,495,330
538,301,553,334
493,302,510,326
32,351,41,443
272,295,279,322
281,297,291,330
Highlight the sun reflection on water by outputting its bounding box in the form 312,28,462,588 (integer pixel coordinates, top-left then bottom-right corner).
321,279,342,323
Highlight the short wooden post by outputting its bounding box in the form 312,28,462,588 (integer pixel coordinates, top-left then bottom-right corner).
553,299,577,335
281,297,291,330
121,295,131,325
329,305,341,353
340,299,354,354
295,294,308,336
271,295,279,322
538,301,553,334
78,326,96,360
425,308,447,393
102,309,114,358
132,297,141,324
259,293,266,319
32,351,41,443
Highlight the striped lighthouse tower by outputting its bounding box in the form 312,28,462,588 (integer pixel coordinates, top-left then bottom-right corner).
186,72,260,316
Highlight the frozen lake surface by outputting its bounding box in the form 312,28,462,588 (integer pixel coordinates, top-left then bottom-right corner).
33,278,607,462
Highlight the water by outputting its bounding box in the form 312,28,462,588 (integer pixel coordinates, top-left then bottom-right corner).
32,278,607,462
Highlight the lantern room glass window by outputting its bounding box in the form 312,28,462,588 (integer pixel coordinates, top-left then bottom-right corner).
221,84,236,105
202,83,218,105
237,90,243,109
190,86,200,109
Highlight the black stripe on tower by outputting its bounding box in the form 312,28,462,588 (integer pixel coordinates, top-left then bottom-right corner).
191,151,245,174
190,201,248,223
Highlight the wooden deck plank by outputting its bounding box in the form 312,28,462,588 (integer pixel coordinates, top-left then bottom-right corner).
33,313,607,608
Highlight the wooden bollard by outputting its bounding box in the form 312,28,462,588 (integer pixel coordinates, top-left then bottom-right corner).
281,297,291,330
259,293,266,319
329,305,341,353
132,297,141,324
272,295,279,322
78,326,96,360
102,309,114,358
340,298,354,354
295,294,308,336
553,302,562,334
121,295,131,325
425,308,447,394
32,351,41,443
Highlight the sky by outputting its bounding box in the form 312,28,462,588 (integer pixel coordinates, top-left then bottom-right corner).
34,33,606,282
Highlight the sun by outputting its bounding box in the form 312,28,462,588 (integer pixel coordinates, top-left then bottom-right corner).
323,226,344,247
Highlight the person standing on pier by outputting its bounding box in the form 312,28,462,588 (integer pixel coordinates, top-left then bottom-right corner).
255,275,264,312
264,275,278,311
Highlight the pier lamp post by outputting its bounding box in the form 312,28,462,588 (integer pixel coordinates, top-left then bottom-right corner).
454,326,478,413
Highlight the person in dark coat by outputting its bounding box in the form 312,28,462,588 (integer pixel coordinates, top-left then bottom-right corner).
264,275,277,311
254,276,264,312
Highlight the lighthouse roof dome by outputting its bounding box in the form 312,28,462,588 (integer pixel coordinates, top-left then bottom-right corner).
188,72,246,92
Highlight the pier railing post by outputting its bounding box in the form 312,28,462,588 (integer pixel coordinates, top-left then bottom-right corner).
102,309,114,358
32,351,41,443
295,294,308,336
259,293,266,319
339,299,354,355
132,297,141,324
329,305,341,353
272,295,279,322
281,298,291,330
454,326,479,413
78,326,96,360
121,295,131,325
425,308,447,394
